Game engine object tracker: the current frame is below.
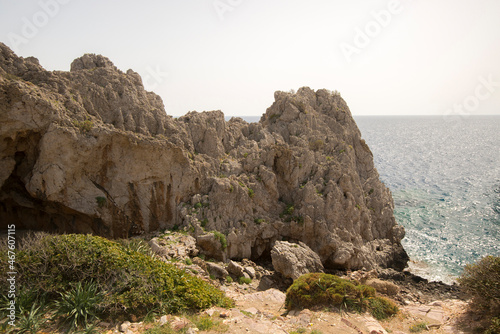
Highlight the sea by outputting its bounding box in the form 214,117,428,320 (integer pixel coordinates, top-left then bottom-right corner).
237,115,500,284
355,116,500,284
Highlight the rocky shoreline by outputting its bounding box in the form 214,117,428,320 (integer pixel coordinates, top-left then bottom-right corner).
101,230,470,334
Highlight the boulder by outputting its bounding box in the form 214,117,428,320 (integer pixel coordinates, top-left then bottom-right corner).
365,278,400,296
205,262,229,279
149,233,198,260
244,266,256,279
227,260,245,277
196,232,227,262
271,241,324,280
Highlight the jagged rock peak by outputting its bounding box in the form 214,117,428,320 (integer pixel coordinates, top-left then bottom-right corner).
70,53,117,72
0,44,409,272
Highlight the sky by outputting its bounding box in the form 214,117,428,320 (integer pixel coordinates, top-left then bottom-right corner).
1,0,500,118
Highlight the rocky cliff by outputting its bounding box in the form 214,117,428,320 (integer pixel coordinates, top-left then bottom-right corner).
0,43,408,271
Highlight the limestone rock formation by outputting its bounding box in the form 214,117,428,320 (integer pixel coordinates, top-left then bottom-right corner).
0,43,408,271
271,241,324,280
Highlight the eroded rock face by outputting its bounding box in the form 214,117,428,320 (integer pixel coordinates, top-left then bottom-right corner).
0,43,408,271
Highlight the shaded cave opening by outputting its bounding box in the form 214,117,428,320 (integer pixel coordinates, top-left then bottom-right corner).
0,151,109,236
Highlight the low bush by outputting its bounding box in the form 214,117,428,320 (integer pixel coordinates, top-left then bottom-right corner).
72,118,93,132
409,321,428,333
0,233,233,325
458,255,500,314
95,196,106,208
52,281,102,331
189,314,220,331
212,231,227,250
458,256,500,333
16,303,47,334
239,277,252,285
485,317,500,334
367,296,399,320
117,237,156,258
285,273,398,320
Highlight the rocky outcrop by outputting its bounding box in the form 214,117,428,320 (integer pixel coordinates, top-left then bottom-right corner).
148,233,199,260
271,241,324,280
0,43,408,271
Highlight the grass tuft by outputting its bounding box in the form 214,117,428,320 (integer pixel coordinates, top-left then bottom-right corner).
52,280,102,331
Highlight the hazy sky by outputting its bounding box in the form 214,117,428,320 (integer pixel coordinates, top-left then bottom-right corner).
1,0,500,118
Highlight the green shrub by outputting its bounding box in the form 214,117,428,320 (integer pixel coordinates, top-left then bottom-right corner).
144,323,177,334
458,256,500,315
74,323,100,334
295,216,304,224
190,314,215,331
117,238,155,258
225,276,233,283
368,296,399,320
285,273,398,320
95,196,106,208
281,204,295,217
0,234,233,320
409,321,428,332
309,139,324,151
73,118,93,132
1,287,41,316
16,303,47,334
52,281,102,331
239,277,252,285
485,317,500,334
248,188,255,198
212,231,227,250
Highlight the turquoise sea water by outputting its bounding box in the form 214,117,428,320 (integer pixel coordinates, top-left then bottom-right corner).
355,116,500,283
